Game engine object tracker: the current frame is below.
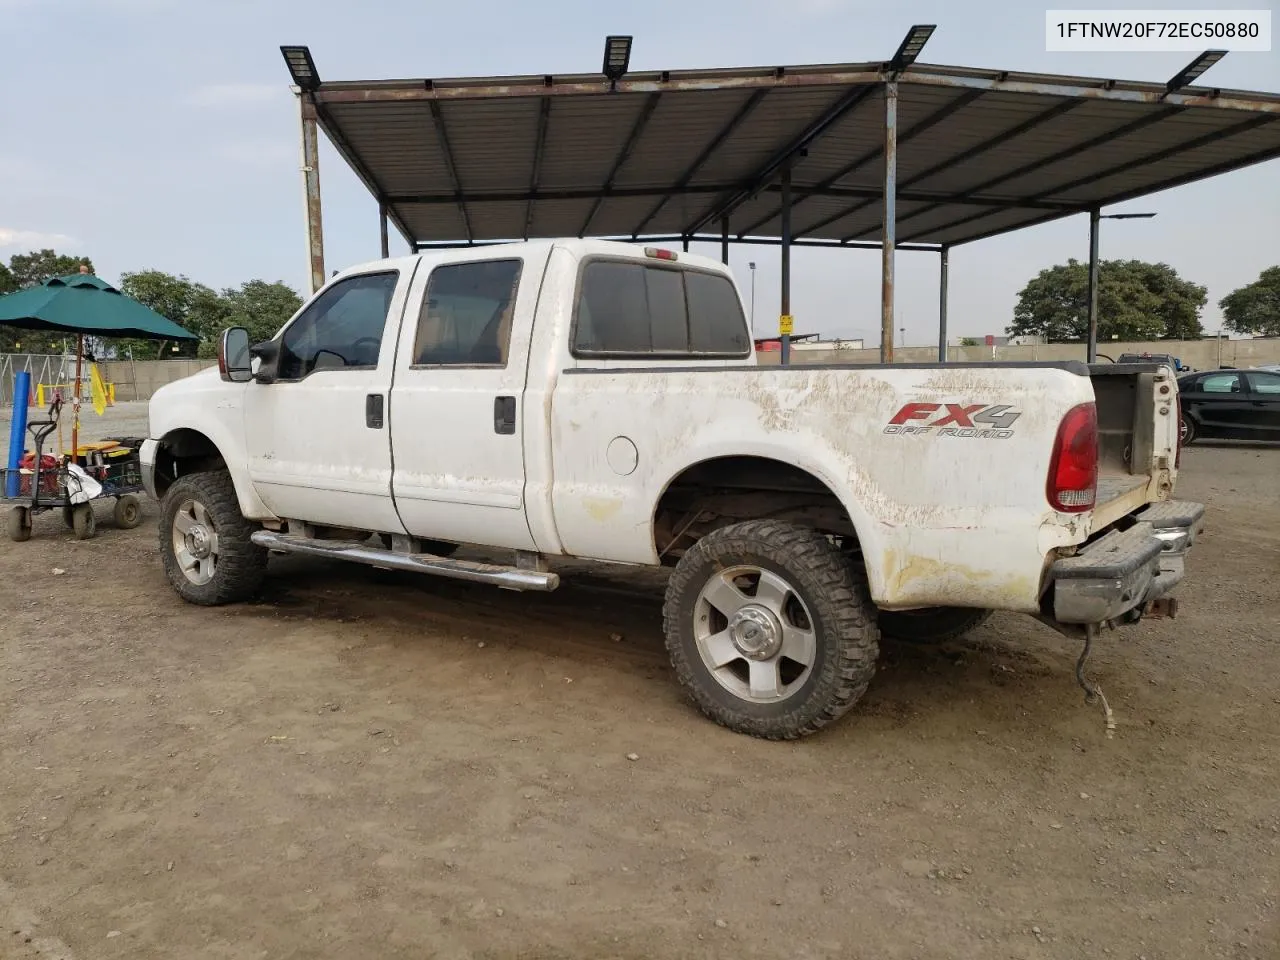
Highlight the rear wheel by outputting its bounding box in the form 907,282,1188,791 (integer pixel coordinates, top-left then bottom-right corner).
160,470,266,605
879,607,993,645
663,520,879,740
71,503,96,540
1180,414,1197,446
113,493,142,529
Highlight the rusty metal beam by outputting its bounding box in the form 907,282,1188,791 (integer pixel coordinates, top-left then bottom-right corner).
416,233,942,251
387,182,1081,209
523,96,552,241
684,84,881,236
860,104,1185,243
780,160,792,366
427,100,473,244
746,88,985,237
312,69,1279,115
580,91,661,236
299,94,326,294
902,110,1277,244
881,81,898,364
631,89,768,237
379,202,389,259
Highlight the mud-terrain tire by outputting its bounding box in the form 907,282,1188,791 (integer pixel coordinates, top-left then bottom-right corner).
879,607,993,645
160,470,266,605
663,520,879,740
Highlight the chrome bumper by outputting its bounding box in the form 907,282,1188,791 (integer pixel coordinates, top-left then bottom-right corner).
140,438,159,501
1051,500,1205,624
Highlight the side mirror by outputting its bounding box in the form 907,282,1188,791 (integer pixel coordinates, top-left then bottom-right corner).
249,339,281,384
218,327,252,383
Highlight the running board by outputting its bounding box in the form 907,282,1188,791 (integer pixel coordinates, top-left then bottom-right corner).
249,531,560,592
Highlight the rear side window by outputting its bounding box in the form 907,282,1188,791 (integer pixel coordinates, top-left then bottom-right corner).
574,261,749,357
1199,373,1241,393
1248,372,1280,395
413,259,522,366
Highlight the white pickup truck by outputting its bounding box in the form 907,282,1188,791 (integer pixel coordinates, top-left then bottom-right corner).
142,239,1203,739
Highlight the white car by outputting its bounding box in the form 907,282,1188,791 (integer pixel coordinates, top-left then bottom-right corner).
141,240,1203,739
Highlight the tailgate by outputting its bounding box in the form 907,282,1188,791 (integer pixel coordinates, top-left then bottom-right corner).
1088,363,1180,528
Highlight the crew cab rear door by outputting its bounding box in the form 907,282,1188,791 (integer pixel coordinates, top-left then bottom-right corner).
388,248,550,551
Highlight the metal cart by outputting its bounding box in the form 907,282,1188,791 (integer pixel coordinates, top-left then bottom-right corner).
4,400,144,542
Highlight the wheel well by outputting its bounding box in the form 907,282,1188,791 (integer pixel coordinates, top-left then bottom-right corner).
652,456,858,563
154,429,226,498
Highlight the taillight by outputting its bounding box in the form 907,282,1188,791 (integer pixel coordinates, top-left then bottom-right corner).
1047,402,1098,513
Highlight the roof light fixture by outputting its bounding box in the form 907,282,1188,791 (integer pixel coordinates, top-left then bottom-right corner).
281,45,320,91
603,35,633,89
890,25,935,71
1165,50,1226,94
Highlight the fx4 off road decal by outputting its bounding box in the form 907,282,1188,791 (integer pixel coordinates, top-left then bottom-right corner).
884,402,1022,439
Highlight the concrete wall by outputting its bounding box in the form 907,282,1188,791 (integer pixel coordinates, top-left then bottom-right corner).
755,338,1280,369
99,359,216,401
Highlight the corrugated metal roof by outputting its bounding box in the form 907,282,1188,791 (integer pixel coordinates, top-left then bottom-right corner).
304,58,1280,248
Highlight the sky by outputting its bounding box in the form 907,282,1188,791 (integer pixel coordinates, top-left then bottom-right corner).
1,0,1277,345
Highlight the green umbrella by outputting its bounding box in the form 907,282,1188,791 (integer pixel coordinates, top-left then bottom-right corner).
0,270,197,457
0,272,197,341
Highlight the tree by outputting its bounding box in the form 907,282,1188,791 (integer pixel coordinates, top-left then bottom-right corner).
117,270,224,359
1220,267,1280,338
958,337,980,347
9,249,94,288
219,280,303,346
2,249,96,353
1008,258,1206,343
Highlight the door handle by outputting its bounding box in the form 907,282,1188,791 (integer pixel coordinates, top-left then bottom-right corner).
366,393,385,429
494,396,516,435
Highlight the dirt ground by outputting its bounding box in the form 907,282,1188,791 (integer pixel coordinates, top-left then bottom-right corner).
0,439,1277,960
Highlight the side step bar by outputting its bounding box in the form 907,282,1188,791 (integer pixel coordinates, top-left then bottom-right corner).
249,531,560,592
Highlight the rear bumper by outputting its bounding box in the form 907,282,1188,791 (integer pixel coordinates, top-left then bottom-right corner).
1050,500,1205,624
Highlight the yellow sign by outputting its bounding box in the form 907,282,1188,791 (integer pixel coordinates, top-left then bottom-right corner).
779,314,794,336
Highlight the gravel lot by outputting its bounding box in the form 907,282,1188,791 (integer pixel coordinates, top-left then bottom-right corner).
0,415,1276,959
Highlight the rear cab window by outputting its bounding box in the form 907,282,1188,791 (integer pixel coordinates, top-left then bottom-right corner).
572,258,750,359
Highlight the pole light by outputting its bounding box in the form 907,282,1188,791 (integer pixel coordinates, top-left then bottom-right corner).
890,25,936,70
280,45,321,91
1165,50,1227,94
1101,212,1158,220
748,262,757,334
1086,210,1158,361
603,36,633,89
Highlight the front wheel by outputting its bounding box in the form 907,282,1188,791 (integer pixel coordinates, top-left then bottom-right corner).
7,506,31,543
160,470,267,605
878,607,993,645
1180,414,1197,446
663,520,880,740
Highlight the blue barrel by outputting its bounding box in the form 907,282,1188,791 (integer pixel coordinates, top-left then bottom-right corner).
5,371,31,498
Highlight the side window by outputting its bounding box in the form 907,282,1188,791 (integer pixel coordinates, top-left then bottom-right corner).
574,260,749,357
686,271,751,354
413,259,523,366
279,272,399,380
1248,372,1280,395
1200,373,1242,394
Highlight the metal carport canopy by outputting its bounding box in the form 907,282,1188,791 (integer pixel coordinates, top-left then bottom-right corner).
304,60,1280,248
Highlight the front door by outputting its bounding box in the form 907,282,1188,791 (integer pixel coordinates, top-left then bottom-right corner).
1190,371,1252,434
245,267,414,534
389,252,546,551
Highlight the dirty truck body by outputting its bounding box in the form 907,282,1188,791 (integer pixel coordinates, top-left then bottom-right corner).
141,240,1203,739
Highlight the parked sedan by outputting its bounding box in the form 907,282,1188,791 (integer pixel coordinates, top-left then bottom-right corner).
1177,368,1280,443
